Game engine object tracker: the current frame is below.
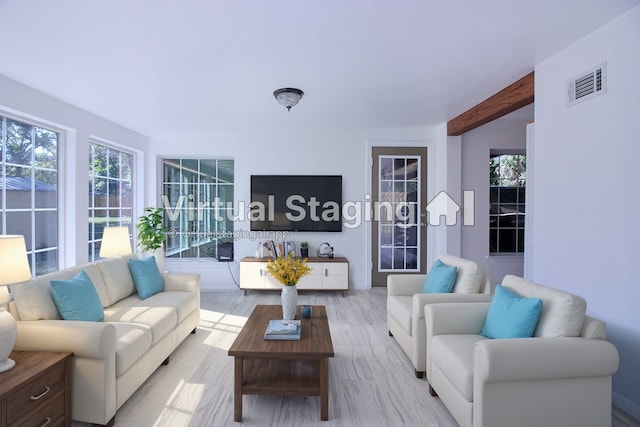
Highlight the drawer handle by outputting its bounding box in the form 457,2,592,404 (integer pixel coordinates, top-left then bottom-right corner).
30,385,50,401
41,417,52,427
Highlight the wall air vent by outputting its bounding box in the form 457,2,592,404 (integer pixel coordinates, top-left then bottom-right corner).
566,62,607,107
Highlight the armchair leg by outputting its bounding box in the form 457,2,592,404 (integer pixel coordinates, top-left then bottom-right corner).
428,384,438,396
415,370,425,378
388,330,393,337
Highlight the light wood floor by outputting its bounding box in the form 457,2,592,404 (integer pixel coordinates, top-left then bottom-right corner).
77,288,637,427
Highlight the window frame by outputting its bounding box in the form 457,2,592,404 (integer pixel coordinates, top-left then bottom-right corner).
489,152,526,255
88,140,135,261
0,112,60,276
162,157,234,261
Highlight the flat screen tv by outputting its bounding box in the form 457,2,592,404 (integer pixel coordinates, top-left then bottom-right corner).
250,175,342,232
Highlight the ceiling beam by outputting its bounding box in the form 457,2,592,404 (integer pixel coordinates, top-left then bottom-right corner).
447,71,534,136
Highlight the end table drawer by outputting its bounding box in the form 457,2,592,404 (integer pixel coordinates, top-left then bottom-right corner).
7,361,65,426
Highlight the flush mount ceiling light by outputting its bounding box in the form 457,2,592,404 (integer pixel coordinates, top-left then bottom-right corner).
273,88,304,111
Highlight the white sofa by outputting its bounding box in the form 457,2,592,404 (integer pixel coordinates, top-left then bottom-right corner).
387,254,491,378
425,274,619,427
8,255,200,426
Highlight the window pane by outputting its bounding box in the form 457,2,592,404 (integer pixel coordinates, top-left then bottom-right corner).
35,249,57,276
5,119,32,165
34,128,57,169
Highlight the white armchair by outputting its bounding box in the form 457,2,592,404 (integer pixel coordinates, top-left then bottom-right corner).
386,254,491,378
425,275,619,427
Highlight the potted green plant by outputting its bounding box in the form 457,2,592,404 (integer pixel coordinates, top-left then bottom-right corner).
136,207,167,254
300,241,309,258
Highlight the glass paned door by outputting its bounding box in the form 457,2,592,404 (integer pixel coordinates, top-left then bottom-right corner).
371,147,427,286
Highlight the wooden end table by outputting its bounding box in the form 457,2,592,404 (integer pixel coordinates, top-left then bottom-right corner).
228,304,335,422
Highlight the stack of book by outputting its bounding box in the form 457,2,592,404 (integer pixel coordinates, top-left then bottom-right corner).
264,319,301,340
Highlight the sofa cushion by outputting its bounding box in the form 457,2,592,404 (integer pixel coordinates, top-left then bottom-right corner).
104,298,177,345
112,322,153,376
481,285,542,339
96,256,136,305
439,254,485,294
422,259,457,293
50,270,105,321
387,295,413,335
128,256,164,299
135,291,198,324
431,334,487,401
12,264,110,320
502,275,586,337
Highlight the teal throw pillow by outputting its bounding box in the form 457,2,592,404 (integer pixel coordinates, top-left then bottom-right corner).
422,259,458,293
128,256,164,299
481,285,543,339
50,270,104,321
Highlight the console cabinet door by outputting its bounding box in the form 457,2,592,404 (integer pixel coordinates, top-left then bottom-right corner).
322,262,349,290
239,262,265,288
297,263,323,289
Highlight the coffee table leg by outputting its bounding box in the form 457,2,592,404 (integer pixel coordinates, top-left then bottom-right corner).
234,357,243,422
320,357,329,421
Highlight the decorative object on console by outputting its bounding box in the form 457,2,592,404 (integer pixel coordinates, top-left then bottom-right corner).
273,87,304,111
317,242,334,258
0,235,31,373
266,254,311,320
300,241,309,258
100,226,132,257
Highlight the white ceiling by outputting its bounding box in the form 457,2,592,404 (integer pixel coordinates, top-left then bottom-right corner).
0,0,637,137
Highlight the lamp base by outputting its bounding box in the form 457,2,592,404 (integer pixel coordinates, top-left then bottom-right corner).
0,357,15,373
0,307,17,373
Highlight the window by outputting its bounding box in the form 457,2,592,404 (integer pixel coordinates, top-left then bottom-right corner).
490,153,526,254
88,142,133,260
0,115,58,275
162,158,234,260
378,155,420,271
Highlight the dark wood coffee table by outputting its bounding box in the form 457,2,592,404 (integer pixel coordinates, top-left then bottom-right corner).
228,304,335,422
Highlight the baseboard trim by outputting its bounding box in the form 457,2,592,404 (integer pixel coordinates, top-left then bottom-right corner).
614,392,640,422
613,404,640,426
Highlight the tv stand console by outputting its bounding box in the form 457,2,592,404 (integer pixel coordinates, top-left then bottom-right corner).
239,256,349,296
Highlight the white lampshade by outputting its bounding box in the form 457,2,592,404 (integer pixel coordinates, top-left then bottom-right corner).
0,235,32,286
0,235,31,373
100,226,132,258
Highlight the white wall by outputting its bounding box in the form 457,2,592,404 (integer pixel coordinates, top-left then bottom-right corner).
461,111,531,285
532,5,640,417
0,74,148,267
148,126,440,291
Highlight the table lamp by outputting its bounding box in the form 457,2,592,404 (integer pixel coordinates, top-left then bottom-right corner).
0,235,31,373
100,226,132,258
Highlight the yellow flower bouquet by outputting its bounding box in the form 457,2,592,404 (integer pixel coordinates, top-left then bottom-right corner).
266,253,311,286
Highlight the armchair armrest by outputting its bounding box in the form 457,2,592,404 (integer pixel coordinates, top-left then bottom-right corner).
15,320,116,359
387,274,426,296
162,272,201,293
474,337,619,383
425,302,491,336
413,293,492,321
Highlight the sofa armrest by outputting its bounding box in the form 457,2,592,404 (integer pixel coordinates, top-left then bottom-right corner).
387,274,426,296
474,337,619,383
425,302,490,336
162,272,201,293
413,293,492,321
15,320,116,359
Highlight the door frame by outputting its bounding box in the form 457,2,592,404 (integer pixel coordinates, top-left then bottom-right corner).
366,140,438,288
